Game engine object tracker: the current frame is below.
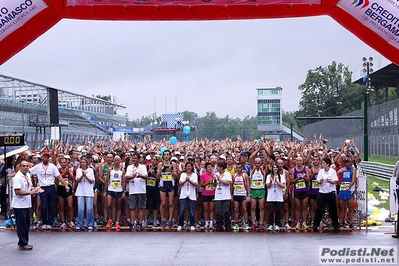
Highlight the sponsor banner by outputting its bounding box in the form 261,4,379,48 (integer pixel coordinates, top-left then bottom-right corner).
66,0,321,6
319,246,397,265
390,176,398,214
0,0,48,42
357,174,367,212
338,0,399,49
112,127,133,133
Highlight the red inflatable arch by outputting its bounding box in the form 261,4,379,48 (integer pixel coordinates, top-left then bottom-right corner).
0,0,398,65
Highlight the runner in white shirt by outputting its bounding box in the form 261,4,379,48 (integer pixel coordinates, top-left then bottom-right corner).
214,161,233,232
30,151,68,230
177,162,198,231
313,157,339,232
266,164,286,231
125,152,148,231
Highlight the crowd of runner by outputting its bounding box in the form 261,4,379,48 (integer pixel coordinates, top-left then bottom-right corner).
4,134,362,232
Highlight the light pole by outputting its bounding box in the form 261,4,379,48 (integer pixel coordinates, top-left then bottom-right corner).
362,57,373,161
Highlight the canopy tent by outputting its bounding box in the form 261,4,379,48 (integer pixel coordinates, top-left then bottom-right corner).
0,0,398,65
0,145,29,160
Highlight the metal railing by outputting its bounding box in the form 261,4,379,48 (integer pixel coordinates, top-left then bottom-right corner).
359,161,394,181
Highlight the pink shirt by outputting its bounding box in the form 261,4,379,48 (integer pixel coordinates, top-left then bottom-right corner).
200,172,215,196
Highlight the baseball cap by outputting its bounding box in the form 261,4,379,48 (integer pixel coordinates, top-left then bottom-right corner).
85,153,93,158
145,155,151,160
42,151,51,157
343,157,351,163
219,155,226,160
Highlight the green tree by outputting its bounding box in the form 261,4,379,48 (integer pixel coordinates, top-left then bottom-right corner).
295,61,363,128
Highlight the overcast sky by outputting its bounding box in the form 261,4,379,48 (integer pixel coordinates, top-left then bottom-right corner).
0,16,391,120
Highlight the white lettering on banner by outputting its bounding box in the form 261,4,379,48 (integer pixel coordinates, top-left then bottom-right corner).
0,0,47,42
337,0,399,49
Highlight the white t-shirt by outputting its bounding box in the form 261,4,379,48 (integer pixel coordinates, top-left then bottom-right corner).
317,168,338,194
214,171,232,201
75,168,95,197
126,164,148,195
179,172,198,201
12,171,32,209
30,163,60,187
266,174,286,202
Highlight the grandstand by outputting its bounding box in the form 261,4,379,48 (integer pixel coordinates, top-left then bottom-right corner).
0,74,127,149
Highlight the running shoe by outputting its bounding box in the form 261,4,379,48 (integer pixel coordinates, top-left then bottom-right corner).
36,221,42,230
233,224,239,231
115,222,121,230
142,220,147,228
138,223,144,231
349,223,353,229
285,223,291,230
68,221,75,228
129,224,135,231
209,221,214,230
274,225,280,232
190,226,195,231
106,220,113,229
88,227,93,231
60,223,66,229
161,220,167,228
168,220,173,228
295,223,301,231
258,224,265,231
267,225,273,231
75,227,81,232
177,226,183,231
46,225,52,231
244,224,250,231
250,224,256,231
154,219,160,227
302,224,308,231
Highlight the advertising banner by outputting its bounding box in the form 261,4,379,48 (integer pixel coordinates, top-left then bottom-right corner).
0,0,47,42
337,0,399,49
66,0,321,7
390,176,398,214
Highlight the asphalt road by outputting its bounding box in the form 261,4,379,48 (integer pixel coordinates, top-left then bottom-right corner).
0,226,398,266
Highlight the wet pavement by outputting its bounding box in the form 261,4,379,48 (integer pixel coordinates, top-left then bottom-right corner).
0,222,398,266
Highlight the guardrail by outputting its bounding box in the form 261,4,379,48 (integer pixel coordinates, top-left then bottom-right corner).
359,161,394,182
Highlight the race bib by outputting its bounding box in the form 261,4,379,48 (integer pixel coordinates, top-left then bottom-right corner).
59,180,69,186
312,180,320,189
295,181,306,189
341,183,350,189
252,181,263,188
205,184,215,190
162,174,173,181
112,181,121,188
234,184,244,191
147,179,156,187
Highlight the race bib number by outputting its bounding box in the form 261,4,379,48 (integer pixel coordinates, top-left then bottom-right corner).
312,180,320,189
112,181,121,188
252,181,263,188
234,184,244,191
147,179,156,187
205,184,215,190
295,181,306,189
59,180,69,186
162,174,173,181
341,183,350,189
